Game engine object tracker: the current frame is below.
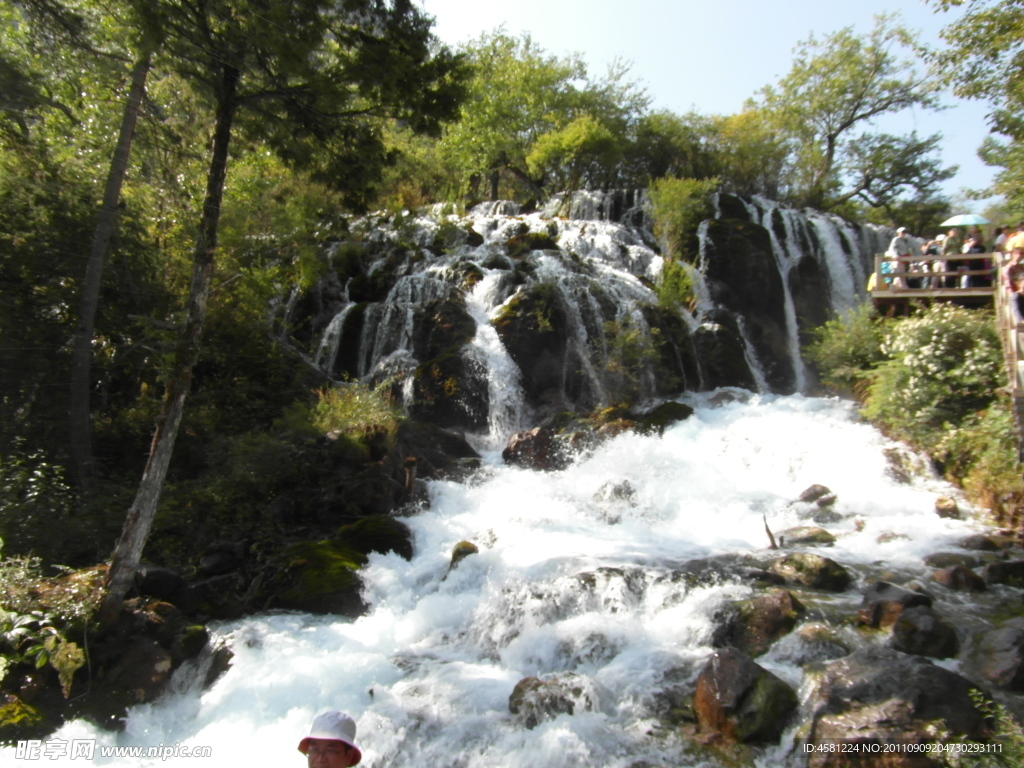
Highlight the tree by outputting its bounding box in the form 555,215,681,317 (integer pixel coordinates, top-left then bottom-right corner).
757,14,948,210
97,0,467,624
440,30,646,203
929,0,1024,207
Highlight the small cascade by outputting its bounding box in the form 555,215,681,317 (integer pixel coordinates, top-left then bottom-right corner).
464,271,528,452
313,303,355,373
541,189,650,227
807,212,864,316
749,196,807,393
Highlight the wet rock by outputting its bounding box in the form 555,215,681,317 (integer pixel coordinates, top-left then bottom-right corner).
857,581,932,629
691,310,758,391
448,540,479,572
635,401,694,435
263,540,368,616
337,516,414,561
798,484,833,503
508,673,601,729
931,565,986,592
715,588,805,657
960,534,1002,552
934,497,960,520
197,541,245,576
779,526,835,547
0,693,51,743
692,647,797,744
801,647,986,765
984,560,1024,587
134,564,187,603
923,552,980,569
502,427,555,470
963,618,1024,690
890,606,960,659
769,552,851,592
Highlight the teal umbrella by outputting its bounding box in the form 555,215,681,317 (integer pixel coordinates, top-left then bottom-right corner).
940,214,990,226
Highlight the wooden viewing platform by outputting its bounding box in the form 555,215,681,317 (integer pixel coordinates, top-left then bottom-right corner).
870,252,995,313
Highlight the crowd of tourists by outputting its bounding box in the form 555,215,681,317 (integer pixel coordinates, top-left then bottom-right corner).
876,221,1024,291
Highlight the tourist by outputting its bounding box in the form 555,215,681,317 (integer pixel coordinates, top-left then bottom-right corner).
961,234,990,287
994,226,1008,255
1007,222,1024,253
941,228,964,287
885,226,915,288
1009,265,1024,324
298,711,363,767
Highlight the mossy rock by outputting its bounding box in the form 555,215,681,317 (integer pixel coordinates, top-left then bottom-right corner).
449,540,479,572
0,693,50,742
770,552,851,592
271,540,368,616
507,231,559,258
492,283,569,402
778,526,835,547
338,516,414,561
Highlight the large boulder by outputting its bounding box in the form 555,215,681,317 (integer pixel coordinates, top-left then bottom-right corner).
693,647,797,744
261,540,368,616
857,581,931,629
800,647,986,766
503,427,556,470
715,588,805,657
770,552,851,592
962,618,1024,690
508,673,603,729
889,606,959,659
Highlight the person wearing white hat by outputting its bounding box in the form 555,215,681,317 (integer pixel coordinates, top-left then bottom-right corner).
298,711,363,767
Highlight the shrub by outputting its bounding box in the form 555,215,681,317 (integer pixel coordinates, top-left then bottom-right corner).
862,304,1003,448
308,383,402,440
649,176,720,261
805,302,889,396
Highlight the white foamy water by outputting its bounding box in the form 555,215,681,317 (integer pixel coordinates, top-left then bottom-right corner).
7,394,987,767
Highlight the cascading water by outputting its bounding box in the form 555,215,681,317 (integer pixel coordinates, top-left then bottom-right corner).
748,196,808,393
11,393,995,768
463,270,528,453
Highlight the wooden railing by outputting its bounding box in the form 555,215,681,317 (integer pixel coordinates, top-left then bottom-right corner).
993,264,1024,462
870,252,996,297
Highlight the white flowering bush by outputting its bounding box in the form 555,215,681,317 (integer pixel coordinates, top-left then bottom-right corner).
863,304,1003,446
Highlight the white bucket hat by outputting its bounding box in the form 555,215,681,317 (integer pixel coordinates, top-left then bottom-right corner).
297,711,362,764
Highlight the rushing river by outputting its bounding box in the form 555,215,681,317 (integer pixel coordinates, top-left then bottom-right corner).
6,393,987,767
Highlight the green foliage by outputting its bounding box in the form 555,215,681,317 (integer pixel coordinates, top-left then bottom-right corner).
649,176,719,261
960,689,1024,767
0,442,77,559
862,304,1002,447
933,399,1024,514
757,14,948,211
308,384,402,442
599,317,659,408
439,30,647,202
805,302,890,394
810,303,1021,523
656,259,697,311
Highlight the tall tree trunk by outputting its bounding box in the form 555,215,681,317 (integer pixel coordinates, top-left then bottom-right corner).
69,52,151,493
98,64,240,627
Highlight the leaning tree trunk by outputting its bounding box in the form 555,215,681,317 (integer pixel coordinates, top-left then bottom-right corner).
69,52,152,494
98,64,240,627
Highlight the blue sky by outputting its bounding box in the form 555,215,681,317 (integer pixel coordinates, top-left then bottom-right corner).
419,0,1000,210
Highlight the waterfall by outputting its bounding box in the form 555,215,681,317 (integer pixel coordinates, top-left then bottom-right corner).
464,271,528,453
313,303,355,373
749,196,807,393
15,395,987,768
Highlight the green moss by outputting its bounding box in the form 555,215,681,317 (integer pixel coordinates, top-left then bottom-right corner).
449,541,479,571
276,540,368,615
736,672,797,743
0,694,48,742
